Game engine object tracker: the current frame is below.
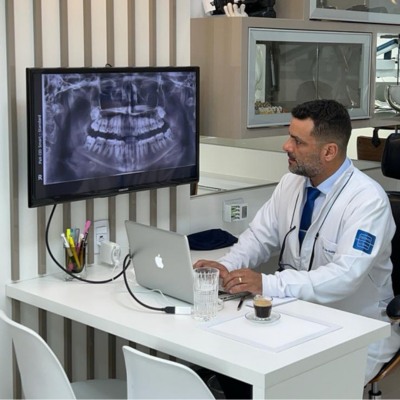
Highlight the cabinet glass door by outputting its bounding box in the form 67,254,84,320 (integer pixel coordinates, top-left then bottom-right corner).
248,29,371,128
375,33,400,114
310,1,400,25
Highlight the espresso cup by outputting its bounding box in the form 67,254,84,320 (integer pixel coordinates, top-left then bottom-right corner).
253,295,272,320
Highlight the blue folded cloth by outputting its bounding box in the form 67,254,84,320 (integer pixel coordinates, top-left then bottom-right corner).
187,229,238,250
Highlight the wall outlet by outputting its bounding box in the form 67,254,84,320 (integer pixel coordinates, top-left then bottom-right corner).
93,219,109,254
223,198,248,222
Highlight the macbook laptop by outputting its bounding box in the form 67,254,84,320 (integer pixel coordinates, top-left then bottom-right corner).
125,220,196,304
125,220,250,305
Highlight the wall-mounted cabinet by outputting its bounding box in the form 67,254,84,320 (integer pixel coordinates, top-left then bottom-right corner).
247,28,371,128
310,0,400,25
191,14,400,139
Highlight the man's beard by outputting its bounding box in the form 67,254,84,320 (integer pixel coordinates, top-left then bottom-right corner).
288,154,323,179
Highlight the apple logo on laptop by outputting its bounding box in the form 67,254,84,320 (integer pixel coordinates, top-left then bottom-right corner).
155,254,164,269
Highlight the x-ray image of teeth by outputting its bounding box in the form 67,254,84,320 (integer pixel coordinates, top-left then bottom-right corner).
41,71,197,185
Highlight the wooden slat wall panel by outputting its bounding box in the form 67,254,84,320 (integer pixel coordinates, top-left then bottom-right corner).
5,0,20,283
5,0,187,389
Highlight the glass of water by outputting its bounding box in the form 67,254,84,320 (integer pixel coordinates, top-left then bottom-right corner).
193,267,220,321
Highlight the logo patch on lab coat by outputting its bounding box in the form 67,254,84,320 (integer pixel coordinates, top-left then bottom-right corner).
353,229,376,254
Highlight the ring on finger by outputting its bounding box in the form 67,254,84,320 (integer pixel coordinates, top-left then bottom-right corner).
238,276,242,284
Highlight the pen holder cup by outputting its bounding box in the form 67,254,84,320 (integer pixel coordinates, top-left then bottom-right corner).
64,245,87,280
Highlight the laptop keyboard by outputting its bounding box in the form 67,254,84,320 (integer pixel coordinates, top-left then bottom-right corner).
218,291,251,302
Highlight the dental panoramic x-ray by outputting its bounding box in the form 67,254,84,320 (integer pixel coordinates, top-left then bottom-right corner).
42,71,197,185
27,67,199,207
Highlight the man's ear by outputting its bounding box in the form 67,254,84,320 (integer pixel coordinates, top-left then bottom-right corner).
323,143,339,161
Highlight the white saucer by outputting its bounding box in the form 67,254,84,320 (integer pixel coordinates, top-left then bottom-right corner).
245,311,281,324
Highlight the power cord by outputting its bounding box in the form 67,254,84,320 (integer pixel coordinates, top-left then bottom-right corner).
122,255,192,315
46,204,191,314
45,204,128,283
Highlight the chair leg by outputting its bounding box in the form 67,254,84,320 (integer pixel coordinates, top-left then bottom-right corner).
369,382,382,400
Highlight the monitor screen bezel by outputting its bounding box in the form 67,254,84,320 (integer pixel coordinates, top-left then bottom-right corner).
26,65,200,208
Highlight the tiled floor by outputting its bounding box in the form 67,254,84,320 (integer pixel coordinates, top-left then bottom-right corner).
363,372,400,399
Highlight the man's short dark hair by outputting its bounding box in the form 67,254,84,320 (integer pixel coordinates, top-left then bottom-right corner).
291,99,352,152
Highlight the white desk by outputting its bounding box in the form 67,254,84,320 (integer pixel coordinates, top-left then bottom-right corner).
6,265,390,399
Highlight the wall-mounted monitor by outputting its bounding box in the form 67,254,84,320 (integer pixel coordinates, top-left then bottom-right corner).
26,66,199,207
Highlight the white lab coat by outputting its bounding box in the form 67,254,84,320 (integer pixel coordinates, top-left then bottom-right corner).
219,161,400,383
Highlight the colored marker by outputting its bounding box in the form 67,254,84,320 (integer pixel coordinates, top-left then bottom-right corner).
61,233,74,271
68,235,81,270
82,220,91,243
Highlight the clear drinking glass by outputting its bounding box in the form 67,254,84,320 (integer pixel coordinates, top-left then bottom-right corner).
193,267,219,321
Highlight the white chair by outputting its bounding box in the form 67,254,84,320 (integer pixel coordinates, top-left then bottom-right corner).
122,345,214,399
0,310,126,399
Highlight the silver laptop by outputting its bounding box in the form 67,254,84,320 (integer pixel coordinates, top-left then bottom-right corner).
125,220,250,305
125,220,195,304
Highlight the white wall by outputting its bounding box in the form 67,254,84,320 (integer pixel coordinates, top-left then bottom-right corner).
0,0,13,396
189,184,276,235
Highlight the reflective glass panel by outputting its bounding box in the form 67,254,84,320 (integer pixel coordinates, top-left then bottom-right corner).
248,29,371,127
311,0,400,24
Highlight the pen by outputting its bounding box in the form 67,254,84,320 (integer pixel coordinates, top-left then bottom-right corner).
237,295,247,311
79,238,86,267
74,228,80,248
77,233,84,255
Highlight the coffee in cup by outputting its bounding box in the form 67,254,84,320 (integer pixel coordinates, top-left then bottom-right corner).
253,295,272,319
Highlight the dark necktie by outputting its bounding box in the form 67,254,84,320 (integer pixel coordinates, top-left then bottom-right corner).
299,187,320,248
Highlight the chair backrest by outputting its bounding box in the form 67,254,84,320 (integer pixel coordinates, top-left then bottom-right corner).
122,345,214,399
0,310,76,399
388,194,400,296
381,132,400,181
381,135,400,296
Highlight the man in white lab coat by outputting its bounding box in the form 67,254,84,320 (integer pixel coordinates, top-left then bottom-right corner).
195,99,400,396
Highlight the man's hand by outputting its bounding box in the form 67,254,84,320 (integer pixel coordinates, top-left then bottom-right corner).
193,259,230,280
223,268,262,295
194,259,262,295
